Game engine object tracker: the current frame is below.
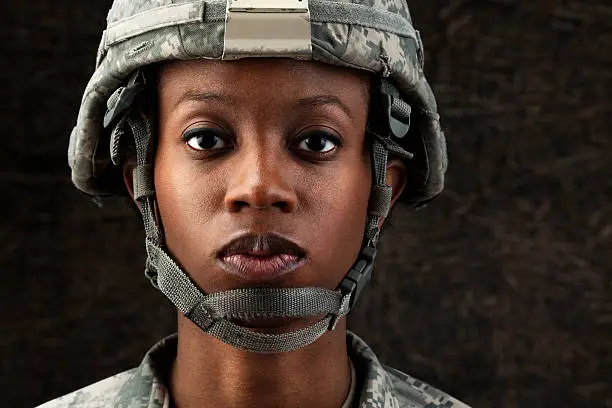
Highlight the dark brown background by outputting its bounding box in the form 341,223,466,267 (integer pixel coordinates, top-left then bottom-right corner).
1,1,610,407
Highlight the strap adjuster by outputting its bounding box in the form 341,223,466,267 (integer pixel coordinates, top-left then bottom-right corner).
189,303,216,331
338,247,377,311
103,82,146,129
380,85,411,139
368,78,412,141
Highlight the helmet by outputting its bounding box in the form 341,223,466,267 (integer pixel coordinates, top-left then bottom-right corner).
69,0,447,353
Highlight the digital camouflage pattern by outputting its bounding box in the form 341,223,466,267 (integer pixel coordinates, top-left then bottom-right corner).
69,0,446,208
37,332,470,408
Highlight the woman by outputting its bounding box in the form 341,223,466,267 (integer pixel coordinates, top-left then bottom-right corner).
40,0,468,407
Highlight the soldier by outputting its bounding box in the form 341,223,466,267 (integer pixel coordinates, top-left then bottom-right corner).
38,0,469,407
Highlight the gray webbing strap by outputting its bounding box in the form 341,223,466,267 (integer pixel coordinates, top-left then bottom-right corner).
380,78,399,97
126,111,163,289
204,314,334,353
128,114,159,236
368,185,393,218
365,140,389,246
372,141,388,190
363,78,418,244
133,164,155,201
391,98,412,123
200,287,348,319
372,134,414,160
146,238,203,313
145,238,351,353
148,238,349,319
380,79,410,119
109,116,126,166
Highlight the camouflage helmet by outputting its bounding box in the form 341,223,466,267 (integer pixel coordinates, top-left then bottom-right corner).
68,0,448,353
69,0,447,208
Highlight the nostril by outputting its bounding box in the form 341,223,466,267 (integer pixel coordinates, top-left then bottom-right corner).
272,200,296,213
230,200,249,211
229,200,291,212
273,201,293,213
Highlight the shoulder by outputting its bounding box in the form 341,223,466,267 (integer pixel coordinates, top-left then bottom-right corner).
35,369,136,408
384,365,472,408
346,331,471,408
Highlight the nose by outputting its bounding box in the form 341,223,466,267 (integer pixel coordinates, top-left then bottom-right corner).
224,149,297,213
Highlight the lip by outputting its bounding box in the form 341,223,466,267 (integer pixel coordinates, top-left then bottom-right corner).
216,233,307,281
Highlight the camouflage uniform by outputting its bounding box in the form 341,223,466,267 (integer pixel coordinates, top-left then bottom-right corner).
37,332,470,408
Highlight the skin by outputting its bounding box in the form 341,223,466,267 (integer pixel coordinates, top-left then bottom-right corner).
124,58,407,408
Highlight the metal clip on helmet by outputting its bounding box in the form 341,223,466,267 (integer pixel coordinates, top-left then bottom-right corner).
68,0,448,353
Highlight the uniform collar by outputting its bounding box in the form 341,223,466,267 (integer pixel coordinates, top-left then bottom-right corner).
113,331,399,408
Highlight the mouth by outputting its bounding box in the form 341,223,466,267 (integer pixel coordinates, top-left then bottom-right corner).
216,233,307,281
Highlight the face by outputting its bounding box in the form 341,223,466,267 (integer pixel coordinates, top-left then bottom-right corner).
150,59,380,296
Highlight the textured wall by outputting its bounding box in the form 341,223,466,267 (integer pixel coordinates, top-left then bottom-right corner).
1,1,610,407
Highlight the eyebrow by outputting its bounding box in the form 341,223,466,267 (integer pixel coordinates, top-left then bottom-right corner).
174,91,228,109
174,91,353,119
296,95,354,119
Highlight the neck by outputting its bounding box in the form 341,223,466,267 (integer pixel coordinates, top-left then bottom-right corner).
170,314,352,408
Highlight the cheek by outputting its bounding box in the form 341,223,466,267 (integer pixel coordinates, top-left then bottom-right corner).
306,157,371,285
153,141,222,266
154,151,190,248
152,126,372,290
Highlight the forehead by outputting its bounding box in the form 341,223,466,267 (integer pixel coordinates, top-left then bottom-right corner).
157,59,370,101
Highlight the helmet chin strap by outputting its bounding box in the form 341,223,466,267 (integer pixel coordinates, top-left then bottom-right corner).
108,73,411,353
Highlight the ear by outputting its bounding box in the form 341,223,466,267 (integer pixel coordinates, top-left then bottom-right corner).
122,159,142,211
378,157,407,228
386,158,407,208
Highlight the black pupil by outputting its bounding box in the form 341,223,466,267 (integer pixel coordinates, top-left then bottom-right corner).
305,135,327,152
196,132,218,149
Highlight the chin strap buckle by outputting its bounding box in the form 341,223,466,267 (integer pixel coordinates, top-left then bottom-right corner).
338,247,377,312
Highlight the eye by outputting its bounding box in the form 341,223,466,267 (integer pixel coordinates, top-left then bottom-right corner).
296,131,341,154
183,127,231,151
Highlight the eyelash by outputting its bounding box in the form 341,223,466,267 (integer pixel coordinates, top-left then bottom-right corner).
182,127,232,152
181,127,343,158
294,130,342,155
